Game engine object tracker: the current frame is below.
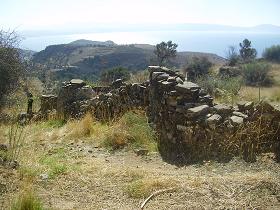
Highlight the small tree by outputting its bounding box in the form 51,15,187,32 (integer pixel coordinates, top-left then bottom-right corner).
239,39,257,63
263,45,280,63
185,57,212,81
0,30,23,109
226,46,240,66
100,67,130,84
154,41,178,66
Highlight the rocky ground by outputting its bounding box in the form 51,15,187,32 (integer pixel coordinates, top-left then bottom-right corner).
0,120,280,210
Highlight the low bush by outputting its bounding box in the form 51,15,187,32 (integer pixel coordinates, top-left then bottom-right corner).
196,75,243,104
100,67,130,84
263,45,280,63
242,62,272,86
185,57,212,81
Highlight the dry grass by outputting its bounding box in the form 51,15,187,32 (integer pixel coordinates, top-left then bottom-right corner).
1,109,280,209
0,117,280,209
125,178,178,198
67,113,95,139
10,188,44,210
239,86,280,102
237,63,280,104
129,70,149,83
102,124,131,149
63,110,157,152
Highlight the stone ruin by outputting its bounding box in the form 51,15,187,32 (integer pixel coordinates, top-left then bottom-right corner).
39,66,280,164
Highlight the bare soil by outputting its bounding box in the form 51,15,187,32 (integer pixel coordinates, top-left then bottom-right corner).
1,133,280,210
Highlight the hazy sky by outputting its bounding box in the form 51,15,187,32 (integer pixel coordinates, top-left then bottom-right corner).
1,0,280,30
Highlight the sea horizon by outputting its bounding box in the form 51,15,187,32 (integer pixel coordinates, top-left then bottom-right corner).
20,30,280,57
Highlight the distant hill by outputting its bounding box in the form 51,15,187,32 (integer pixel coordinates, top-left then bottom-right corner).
32,40,226,81
18,49,36,61
68,39,116,47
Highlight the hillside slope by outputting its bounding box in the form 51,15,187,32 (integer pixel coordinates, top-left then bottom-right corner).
32,40,226,80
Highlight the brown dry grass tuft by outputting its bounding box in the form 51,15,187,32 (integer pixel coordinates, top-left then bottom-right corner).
102,124,131,149
10,188,44,210
67,113,95,138
125,178,178,198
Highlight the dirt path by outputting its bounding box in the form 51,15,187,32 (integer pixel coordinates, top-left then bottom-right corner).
1,125,280,210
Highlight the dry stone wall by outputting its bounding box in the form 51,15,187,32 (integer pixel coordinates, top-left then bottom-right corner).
147,66,280,163
39,67,280,163
40,78,149,121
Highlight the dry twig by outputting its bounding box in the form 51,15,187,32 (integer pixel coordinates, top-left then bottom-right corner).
140,188,176,210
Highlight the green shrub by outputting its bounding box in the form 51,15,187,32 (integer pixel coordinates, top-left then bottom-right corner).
196,75,242,95
196,75,243,104
263,45,280,63
242,62,272,86
186,57,212,81
100,67,130,84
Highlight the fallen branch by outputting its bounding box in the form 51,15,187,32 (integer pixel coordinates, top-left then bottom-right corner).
140,188,176,210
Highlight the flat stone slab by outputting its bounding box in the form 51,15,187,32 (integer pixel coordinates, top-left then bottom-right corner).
233,111,248,119
151,72,164,80
230,116,244,125
70,79,85,85
237,101,254,111
41,94,57,98
207,114,222,123
148,66,170,72
175,77,184,84
214,104,232,115
187,105,210,118
175,81,200,93
206,114,222,128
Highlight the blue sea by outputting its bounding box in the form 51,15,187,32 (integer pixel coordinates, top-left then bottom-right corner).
21,31,280,57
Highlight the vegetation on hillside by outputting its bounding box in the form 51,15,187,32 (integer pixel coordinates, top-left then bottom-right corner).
0,30,23,109
263,45,280,63
154,41,178,66
100,67,130,84
226,46,239,66
185,56,213,81
239,38,257,63
242,62,272,86
1,34,280,210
